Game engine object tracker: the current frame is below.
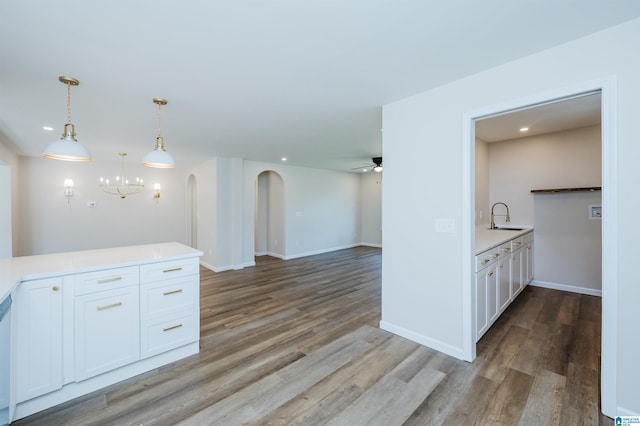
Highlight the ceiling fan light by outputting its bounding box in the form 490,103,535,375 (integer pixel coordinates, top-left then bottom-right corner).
373,165,383,173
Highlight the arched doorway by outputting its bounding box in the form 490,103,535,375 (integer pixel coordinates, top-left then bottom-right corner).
255,171,285,259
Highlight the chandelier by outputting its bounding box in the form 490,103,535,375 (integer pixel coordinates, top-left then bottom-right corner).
99,153,144,199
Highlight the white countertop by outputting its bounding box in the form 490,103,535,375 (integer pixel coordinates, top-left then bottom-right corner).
475,226,533,254
0,242,203,303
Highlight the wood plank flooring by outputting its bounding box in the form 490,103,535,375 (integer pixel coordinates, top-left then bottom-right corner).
15,247,611,425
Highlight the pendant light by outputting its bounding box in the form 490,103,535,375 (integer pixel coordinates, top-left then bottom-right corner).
42,76,91,162
142,98,176,168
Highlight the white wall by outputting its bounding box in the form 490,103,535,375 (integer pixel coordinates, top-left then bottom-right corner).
0,140,19,257
489,125,601,226
243,160,361,265
382,18,640,416
474,139,489,227
489,125,602,292
360,171,382,247
15,156,186,255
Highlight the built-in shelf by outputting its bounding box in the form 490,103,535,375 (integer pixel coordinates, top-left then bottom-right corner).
530,186,602,194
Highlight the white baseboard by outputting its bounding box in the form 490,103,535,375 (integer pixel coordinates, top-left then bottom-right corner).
282,243,360,260
379,320,465,360
359,242,382,248
616,406,640,417
254,251,267,256
530,280,602,297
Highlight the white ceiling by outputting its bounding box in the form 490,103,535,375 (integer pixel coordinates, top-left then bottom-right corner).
1,1,638,172
475,92,602,143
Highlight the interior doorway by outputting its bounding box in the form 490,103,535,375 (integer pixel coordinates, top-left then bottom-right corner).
255,171,285,259
462,77,617,416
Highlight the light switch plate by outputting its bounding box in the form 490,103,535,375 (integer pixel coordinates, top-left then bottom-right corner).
435,218,455,233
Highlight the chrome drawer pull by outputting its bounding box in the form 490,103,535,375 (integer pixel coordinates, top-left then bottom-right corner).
481,259,490,265
97,301,122,311
502,247,510,253
163,267,183,273
163,324,183,332
488,271,494,277
163,289,183,296
514,242,522,246
492,253,499,258
97,276,122,284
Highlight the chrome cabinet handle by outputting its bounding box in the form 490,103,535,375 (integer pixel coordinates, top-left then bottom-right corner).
514,242,522,246
163,324,182,332
481,259,490,265
52,285,60,291
163,289,183,296
97,301,122,311
488,271,494,277
502,247,510,253
492,253,499,258
163,267,183,273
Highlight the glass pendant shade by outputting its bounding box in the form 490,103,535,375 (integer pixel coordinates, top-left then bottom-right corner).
42,76,91,162
142,136,176,169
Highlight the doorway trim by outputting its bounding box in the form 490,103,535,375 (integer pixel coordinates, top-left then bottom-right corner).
461,76,617,417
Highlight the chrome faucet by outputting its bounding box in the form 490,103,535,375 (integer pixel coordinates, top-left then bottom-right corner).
490,202,511,229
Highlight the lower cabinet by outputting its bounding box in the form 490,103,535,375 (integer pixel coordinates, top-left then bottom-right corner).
74,287,140,381
14,277,63,402
13,253,200,420
476,231,534,341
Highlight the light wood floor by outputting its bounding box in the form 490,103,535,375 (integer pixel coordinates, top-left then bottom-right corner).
16,246,611,425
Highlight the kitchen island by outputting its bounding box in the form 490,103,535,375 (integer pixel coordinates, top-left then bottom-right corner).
1,242,202,423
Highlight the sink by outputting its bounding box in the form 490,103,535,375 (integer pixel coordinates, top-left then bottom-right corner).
492,227,524,231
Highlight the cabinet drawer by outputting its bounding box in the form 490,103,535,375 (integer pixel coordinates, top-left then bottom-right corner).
140,258,199,284
522,231,534,244
140,276,199,321
511,236,524,251
476,247,501,271
74,266,139,296
141,311,199,359
498,241,512,258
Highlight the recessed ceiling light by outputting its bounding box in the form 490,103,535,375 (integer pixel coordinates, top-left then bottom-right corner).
281,157,287,161
42,126,54,131
520,127,529,132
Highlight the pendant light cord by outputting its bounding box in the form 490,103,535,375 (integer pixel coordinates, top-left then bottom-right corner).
66,81,72,124
157,102,162,138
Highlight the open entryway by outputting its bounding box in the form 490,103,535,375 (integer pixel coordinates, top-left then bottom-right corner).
254,170,285,259
462,77,617,417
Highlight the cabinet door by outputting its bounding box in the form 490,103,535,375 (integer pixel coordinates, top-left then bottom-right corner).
74,287,140,381
510,249,523,298
498,261,510,312
487,264,499,324
524,242,534,285
475,270,488,341
15,278,63,402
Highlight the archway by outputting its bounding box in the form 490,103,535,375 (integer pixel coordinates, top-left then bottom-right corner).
255,171,285,259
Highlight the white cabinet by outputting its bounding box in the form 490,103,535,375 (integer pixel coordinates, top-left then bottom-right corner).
14,277,63,402
475,231,533,341
10,244,202,423
139,258,199,359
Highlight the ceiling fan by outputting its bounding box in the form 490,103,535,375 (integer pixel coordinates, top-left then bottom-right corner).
352,157,383,173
